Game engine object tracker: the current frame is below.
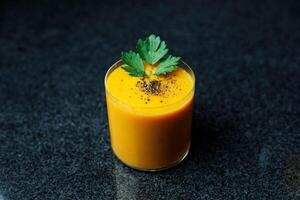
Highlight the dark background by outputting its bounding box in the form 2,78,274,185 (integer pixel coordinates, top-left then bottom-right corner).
1,0,300,199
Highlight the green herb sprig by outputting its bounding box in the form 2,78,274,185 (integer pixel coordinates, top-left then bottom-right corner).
121,34,180,77
121,51,145,77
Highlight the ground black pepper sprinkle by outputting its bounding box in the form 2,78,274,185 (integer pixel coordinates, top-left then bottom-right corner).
136,75,179,103
136,79,162,95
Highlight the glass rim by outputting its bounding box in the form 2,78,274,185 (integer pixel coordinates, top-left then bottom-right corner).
104,59,195,110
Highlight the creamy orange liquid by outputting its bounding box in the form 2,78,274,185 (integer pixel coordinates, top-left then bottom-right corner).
105,63,194,170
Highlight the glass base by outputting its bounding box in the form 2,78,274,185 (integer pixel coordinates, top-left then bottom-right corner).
112,147,190,172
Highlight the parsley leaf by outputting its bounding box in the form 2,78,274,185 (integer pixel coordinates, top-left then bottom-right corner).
121,51,145,77
155,55,180,75
120,34,181,77
137,34,169,65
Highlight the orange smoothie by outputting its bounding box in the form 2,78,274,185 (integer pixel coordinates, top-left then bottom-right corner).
105,60,195,171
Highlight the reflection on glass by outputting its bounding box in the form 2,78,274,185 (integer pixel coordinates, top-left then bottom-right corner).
0,193,6,200
114,159,138,200
113,158,192,199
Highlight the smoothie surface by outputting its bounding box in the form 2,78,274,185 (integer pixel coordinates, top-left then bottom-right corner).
106,64,194,108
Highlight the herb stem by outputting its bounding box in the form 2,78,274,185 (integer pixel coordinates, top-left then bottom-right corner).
150,64,154,76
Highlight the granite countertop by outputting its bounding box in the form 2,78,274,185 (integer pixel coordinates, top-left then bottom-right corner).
1,0,300,199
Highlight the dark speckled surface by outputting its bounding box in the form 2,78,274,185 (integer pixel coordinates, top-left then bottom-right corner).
1,0,300,199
